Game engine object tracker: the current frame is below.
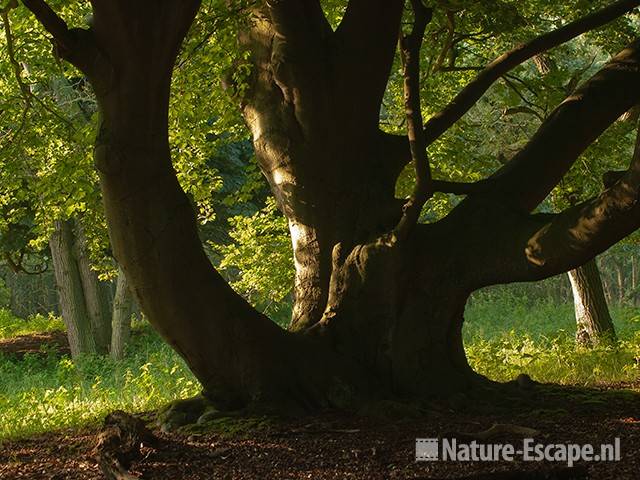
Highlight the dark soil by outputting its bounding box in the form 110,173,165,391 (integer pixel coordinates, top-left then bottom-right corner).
0,333,638,479
0,330,70,358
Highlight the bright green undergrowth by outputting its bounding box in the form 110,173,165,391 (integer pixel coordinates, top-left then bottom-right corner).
0,292,638,441
0,326,198,441
464,292,640,385
0,310,64,340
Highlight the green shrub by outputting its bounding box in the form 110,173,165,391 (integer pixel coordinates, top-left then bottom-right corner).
0,291,638,441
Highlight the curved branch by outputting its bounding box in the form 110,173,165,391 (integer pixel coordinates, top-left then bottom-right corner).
502,124,640,284
422,0,640,145
394,0,433,240
21,0,75,49
21,0,102,75
491,39,640,211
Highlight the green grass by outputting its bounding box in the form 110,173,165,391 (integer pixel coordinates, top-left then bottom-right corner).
0,293,638,441
464,292,640,385
0,325,198,441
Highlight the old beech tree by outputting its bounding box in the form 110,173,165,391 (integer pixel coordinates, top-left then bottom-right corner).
22,0,640,409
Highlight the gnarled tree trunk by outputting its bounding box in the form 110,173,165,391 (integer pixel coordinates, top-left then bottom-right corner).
567,259,617,346
25,0,640,410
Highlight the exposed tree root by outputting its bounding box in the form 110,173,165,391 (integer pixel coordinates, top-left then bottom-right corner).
93,411,157,480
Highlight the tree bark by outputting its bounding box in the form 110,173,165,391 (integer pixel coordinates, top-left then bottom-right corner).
49,220,97,358
110,266,133,360
632,254,638,305
73,223,112,353
614,260,625,304
567,259,617,346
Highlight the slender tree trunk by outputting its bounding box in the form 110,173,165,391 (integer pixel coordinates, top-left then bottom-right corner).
632,254,638,305
614,260,625,304
49,220,97,358
73,224,112,353
111,266,134,360
567,259,617,346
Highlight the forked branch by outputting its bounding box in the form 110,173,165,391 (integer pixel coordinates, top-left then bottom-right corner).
394,0,433,240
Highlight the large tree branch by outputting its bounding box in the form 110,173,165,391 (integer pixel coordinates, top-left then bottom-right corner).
496,124,640,285
334,0,404,124
423,0,640,146
490,39,640,211
21,0,104,76
21,0,75,49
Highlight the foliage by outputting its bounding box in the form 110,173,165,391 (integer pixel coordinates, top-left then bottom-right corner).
1,285,639,440
216,197,293,321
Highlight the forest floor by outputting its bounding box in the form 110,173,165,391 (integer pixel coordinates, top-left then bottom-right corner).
0,330,70,358
1,333,639,479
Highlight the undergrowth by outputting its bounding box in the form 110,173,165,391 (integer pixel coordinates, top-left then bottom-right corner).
464,292,640,385
0,310,64,340
0,325,198,441
0,292,638,440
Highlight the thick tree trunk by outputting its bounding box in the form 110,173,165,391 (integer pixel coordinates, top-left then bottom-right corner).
74,224,112,354
83,5,373,408
49,220,97,358
241,5,405,332
567,259,617,346
111,266,133,360
26,0,640,411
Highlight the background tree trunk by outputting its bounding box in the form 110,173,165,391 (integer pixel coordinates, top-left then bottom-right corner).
567,259,617,346
73,224,112,354
111,266,134,360
49,220,97,357
632,254,638,305
614,260,625,304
